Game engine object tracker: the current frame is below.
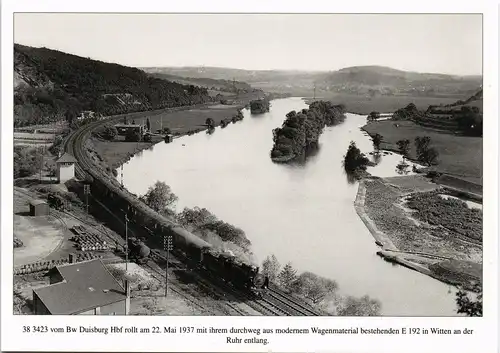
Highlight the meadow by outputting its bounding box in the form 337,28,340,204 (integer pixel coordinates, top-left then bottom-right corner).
362,120,482,186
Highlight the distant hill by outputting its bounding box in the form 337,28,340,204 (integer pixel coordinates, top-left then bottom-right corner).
14,44,213,127
315,66,481,97
144,66,481,98
146,72,256,94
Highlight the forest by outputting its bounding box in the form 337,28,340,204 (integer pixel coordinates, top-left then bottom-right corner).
14,44,213,126
270,101,346,162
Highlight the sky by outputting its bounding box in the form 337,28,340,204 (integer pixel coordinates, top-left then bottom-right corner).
14,13,482,75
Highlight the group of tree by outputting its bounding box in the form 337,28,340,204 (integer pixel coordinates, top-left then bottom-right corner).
125,129,142,142
455,283,482,317
270,101,346,162
343,141,371,177
392,103,423,121
99,124,118,141
14,44,213,127
13,146,43,179
261,254,380,315
176,207,251,250
456,106,483,136
250,99,270,114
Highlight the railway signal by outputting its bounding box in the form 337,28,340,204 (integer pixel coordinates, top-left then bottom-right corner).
163,234,173,299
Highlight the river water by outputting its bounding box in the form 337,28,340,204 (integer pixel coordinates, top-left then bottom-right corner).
119,97,459,316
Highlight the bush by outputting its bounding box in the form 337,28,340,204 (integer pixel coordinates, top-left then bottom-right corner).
125,129,142,142
14,146,43,178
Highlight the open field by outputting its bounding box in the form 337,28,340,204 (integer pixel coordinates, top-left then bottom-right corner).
304,93,460,115
14,132,56,146
362,120,483,187
91,95,261,170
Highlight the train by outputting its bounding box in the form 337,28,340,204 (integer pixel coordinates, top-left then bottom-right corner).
72,121,268,297
126,232,266,296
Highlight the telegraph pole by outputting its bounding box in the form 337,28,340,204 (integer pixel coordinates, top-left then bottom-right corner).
39,146,44,183
120,165,124,187
83,184,90,214
163,233,173,298
125,211,129,272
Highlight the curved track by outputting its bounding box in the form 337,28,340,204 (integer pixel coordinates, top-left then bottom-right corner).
63,114,320,317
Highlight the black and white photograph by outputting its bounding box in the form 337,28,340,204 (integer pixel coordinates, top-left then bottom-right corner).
10,12,484,319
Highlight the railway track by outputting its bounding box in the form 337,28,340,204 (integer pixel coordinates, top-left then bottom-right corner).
147,252,249,316
150,249,286,317
62,113,319,317
265,288,319,316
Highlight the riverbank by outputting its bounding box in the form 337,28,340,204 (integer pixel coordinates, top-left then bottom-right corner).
354,173,482,290
361,119,483,191
90,94,267,171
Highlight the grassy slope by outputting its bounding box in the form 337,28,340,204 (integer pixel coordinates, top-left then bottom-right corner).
363,120,482,185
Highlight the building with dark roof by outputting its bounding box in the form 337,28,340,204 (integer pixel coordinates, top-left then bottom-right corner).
55,152,77,184
32,257,130,315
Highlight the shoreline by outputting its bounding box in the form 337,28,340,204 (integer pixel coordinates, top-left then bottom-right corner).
89,98,481,292
354,174,482,291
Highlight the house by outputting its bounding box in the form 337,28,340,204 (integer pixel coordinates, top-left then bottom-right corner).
29,199,49,216
114,123,146,137
55,152,77,184
32,256,130,315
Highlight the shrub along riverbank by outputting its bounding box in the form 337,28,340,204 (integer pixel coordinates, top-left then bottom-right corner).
270,101,346,163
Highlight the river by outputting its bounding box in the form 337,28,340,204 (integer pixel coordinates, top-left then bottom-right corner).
119,97,459,316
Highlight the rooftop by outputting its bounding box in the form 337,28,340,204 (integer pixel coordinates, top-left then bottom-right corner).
56,152,77,164
29,199,47,206
33,259,126,315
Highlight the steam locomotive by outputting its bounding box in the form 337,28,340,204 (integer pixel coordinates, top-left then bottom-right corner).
126,230,265,297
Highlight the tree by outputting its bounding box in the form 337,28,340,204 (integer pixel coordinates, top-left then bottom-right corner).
343,141,370,174
456,283,482,317
372,134,383,152
337,295,381,316
125,129,141,142
146,117,151,131
101,124,118,140
205,118,215,128
143,133,152,142
414,136,431,160
368,111,380,122
292,272,338,304
140,181,178,214
396,139,411,159
421,147,439,166
123,116,128,125
396,160,410,175
277,262,297,291
65,108,79,125
262,255,281,282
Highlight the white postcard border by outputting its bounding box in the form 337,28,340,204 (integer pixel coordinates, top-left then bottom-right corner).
1,1,498,353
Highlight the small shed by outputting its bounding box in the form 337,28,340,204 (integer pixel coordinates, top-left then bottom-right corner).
56,152,77,184
29,199,49,216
